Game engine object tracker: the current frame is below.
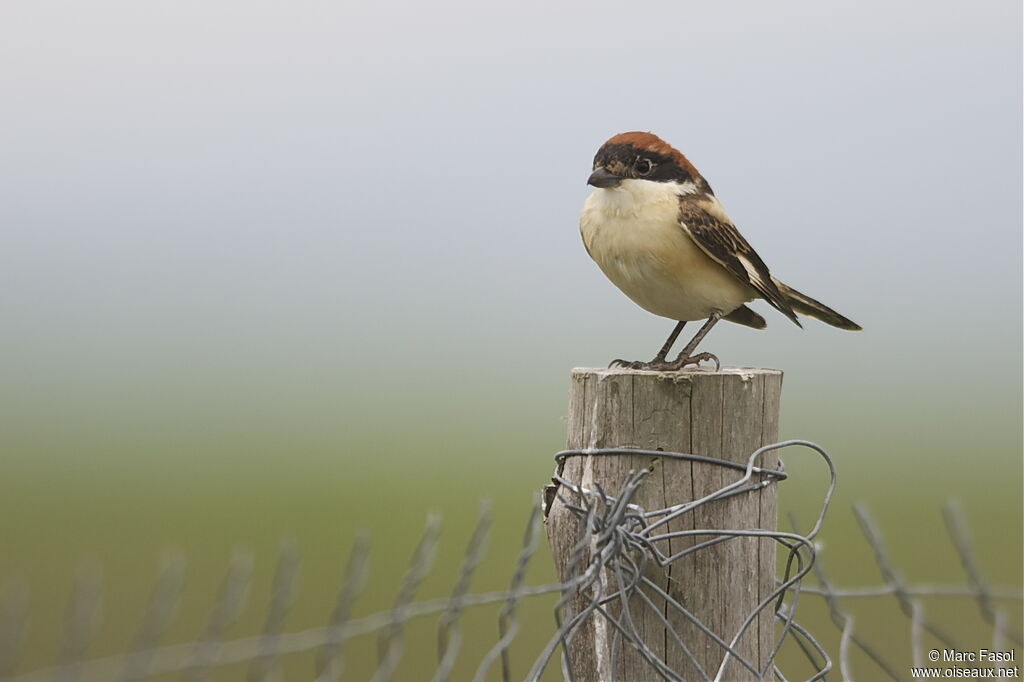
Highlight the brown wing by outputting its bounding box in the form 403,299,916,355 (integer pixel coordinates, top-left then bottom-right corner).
678,197,801,326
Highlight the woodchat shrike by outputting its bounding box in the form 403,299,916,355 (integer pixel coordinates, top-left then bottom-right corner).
580,131,861,370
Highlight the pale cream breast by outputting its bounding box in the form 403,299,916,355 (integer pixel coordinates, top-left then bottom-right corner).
580,180,754,321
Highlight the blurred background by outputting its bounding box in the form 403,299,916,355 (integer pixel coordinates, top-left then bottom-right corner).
1,0,1020,679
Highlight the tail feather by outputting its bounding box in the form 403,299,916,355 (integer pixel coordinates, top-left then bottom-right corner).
775,281,862,331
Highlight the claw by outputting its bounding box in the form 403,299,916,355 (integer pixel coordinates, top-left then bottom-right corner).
692,352,721,371
608,358,672,371
665,351,720,371
608,351,721,372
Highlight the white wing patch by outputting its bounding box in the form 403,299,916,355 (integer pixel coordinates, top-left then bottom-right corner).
740,256,771,292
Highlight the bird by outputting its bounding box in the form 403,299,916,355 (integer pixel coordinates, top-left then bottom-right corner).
580,131,861,371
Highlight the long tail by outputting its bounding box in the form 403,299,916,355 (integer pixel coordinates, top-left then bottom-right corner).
775,280,862,330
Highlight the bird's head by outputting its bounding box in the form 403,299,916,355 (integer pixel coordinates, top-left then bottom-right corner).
587,131,711,195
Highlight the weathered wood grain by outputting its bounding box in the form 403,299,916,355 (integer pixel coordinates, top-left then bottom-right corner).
545,367,783,682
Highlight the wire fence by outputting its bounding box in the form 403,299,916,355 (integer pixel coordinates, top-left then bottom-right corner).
0,441,1020,682
542,441,826,682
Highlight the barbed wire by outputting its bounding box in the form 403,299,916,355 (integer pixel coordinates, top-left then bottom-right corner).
0,441,1019,682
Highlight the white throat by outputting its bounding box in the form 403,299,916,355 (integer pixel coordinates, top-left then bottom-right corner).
586,178,697,217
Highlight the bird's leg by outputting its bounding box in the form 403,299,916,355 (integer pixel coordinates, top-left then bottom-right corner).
609,321,686,369
665,313,723,370
653,321,686,362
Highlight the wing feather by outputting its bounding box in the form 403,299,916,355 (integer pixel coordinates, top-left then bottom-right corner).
678,197,801,326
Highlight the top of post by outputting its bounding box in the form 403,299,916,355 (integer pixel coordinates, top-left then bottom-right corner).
572,367,782,380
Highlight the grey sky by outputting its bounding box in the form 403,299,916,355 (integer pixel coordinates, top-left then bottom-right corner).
2,1,1021,448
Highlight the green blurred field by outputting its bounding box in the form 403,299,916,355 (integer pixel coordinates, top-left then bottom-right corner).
2,366,1020,681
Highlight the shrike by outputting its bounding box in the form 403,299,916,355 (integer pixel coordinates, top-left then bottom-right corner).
580,131,860,370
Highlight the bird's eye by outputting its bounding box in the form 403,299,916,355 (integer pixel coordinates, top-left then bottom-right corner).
635,158,654,176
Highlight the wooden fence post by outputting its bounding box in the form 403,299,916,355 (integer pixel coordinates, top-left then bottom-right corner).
544,367,782,682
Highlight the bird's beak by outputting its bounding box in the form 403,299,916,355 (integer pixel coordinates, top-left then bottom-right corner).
587,167,622,188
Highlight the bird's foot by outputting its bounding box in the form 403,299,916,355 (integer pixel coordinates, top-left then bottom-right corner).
666,352,720,371
609,350,720,372
609,350,672,369
609,358,659,370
